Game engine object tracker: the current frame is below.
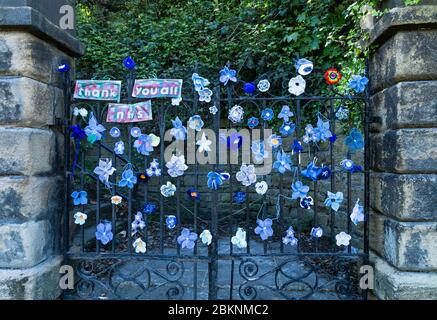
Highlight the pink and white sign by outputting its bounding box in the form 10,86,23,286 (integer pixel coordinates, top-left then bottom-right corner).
132,79,183,99
106,101,152,123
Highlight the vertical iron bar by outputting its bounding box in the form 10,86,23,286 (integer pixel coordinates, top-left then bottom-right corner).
329,97,336,249
296,98,302,253
81,152,85,252
63,70,71,255
159,104,165,254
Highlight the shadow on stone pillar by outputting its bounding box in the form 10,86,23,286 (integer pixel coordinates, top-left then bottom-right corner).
0,0,83,299
367,1,437,300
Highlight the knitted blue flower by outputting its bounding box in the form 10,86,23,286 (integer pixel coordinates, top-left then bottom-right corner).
254,219,274,241
123,56,136,70
177,228,198,250
273,150,292,174
207,171,230,190
291,181,309,200
233,191,246,204
349,75,369,93
247,117,259,129
318,166,332,180
279,122,295,136
301,162,322,181
219,66,237,86
96,221,113,245
324,191,344,212
118,168,137,189
341,159,363,173
261,108,274,121
166,215,177,229
170,117,187,140
278,105,294,122
143,202,157,215
344,128,364,152
291,139,303,154
311,227,323,238
84,112,105,143
71,190,88,205
300,196,314,209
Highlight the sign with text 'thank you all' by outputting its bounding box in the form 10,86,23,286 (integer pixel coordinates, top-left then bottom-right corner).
132,79,183,99
74,80,122,102
106,101,153,123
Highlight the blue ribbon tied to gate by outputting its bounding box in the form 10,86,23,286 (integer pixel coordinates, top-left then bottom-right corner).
69,124,86,181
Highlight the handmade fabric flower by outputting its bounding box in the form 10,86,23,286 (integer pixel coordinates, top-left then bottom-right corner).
244,83,256,94
70,124,86,140
236,164,257,186
325,68,342,85
177,228,198,250
300,196,314,209
350,199,365,225
196,133,212,153
85,112,105,143
123,56,136,70
318,166,332,180
279,122,295,136
198,88,213,103
166,155,188,178
111,195,122,205
340,159,363,173
192,73,210,91
295,58,313,76
186,188,200,201
188,115,204,132
257,79,270,92
336,232,352,246
255,181,268,195
292,139,303,154
161,181,176,197
166,215,177,229
233,191,246,204
131,211,146,234
261,108,274,121
200,230,212,246
251,140,269,163
114,141,124,155
134,133,160,155
171,97,182,106
278,105,294,122
130,127,142,138
301,162,322,181
93,159,116,188
207,171,230,190
291,181,309,200
335,106,349,120
137,172,150,184
71,190,88,205
282,226,298,246
311,227,323,238
219,66,237,85
209,105,218,115
324,191,344,212
329,134,337,143
267,134,282,149
247,117,259,129
118,168,137,189
303,124,318,144
95,221,113,245
288,75,306,96
344,128,364,152
349,75,369,93
73,107,88,118
74,212,87,225
231,227,247,249
146,159,161,177
133,238,146,254
143,202,157,215
273,150,292,174
228,105,244,123
170,117,187,140
315,116,333,142
109,127,121,138
254,219,274,241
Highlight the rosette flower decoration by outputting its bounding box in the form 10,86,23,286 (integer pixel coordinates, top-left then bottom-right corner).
324,68,342,85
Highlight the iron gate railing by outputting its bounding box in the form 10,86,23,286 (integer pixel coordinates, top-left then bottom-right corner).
62,62,370,300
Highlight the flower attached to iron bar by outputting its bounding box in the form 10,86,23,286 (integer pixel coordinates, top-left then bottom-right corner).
336,232,352,247
251,140,269,163
123,56,136,70
349,75,369,93
172,97,182,106
279,122,295,136
131,211,146,235
288,75,306,96
143,202,157,215
291,181,309,200
301,161,322,182
318,166,332,180
226,132,243,150
314,116,333,142
73,107,88,118
273,150,292,174
295,58,313,76
161,181,176,197
93,158,116,188
130,127,142,138
109,127,121,138
111,195,122,205
254,218,274,241
207,171,230,190
118,168,137,189
335,106,349,121
228,105,244,124
188,115,205,132
177,228,198,250
236,164,257,186
350,199,365,225
267,134,282,149
324,191,344,212
137,172,150,184
261,108,274,121
257,79,270,92
134,133,160,156
170,117,187,141
340,159,363,173
300,196,314,210
209,105,218,115
166,215,177,229
310,227,323,238
85,112,105,143
74,212,87,225
198,87,213,102
95,221,113,245
133,238,146,254
146,159,161,177
233,191,246,204
219,66,237,86
244,82,256,95
324,68,342,85
278,105,294,122
192,73,210,91
292,139,303,154
166,155,188,178
255,181,268,195
283,226,298,246
186,188,200,201
231,227,247,249
200,230,212,246
247,117,259,129
71,190,88,206
344,128,364,152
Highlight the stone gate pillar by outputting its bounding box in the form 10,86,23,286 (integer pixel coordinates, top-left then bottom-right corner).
368,0,437,299
0,0,83,299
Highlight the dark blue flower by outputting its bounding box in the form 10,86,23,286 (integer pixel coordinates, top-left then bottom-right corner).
311,227,323,238
279,122,295,136
207,171,230,190
233,191,246,204
261,108,274,121
300,196,314,209
118,168,137,189
340,159,363,173
329,134,337,143
143,202,157,215
69,125,86,140
58,63,70,73
95,221,113,245
318,167,332,180
166,215,177,229
344,128,364,152
187,188,201,201
301,162,322,181
219,66,237,85
244,83,256,94
71,190,88,205
292,139,303,154
123,56,136,70
247,117,259,129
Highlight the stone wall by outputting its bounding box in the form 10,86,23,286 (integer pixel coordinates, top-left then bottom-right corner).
0,1,83,299
368,1,437,299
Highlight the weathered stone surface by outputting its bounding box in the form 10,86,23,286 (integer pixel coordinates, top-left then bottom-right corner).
371,172,437,221
370,81,437,132
0,127,57,175
0,77,63,126
371,252,437,300
0,176,62,223
370,128,437,173
0,31,74,86
0,220,52,269
384,219,437,271
369,209,385,257
370,30,437,93
0,256,62,299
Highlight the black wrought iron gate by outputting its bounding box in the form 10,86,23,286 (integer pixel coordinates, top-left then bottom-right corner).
62,63,370,300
